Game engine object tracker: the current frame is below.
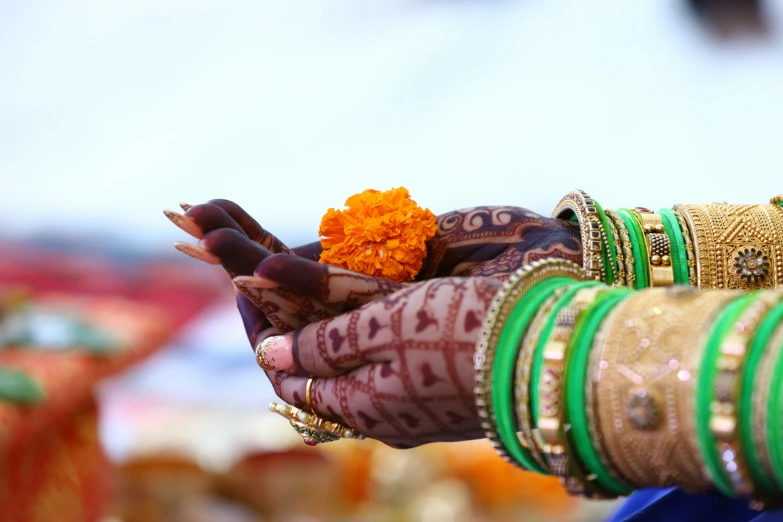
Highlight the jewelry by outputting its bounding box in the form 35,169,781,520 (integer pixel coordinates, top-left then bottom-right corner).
552,190,605,281
603,209,627,287
707,292,778,496
607,209,636,288
269,402,365,446
534,285,603,492
675,203,783,290
305,377,316,414
632,209,674,287
515,286,573,474
475,259,591,468
593,287,738,491
673,208,698,286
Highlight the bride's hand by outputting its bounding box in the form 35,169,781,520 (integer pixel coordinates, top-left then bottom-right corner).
255,273,502,448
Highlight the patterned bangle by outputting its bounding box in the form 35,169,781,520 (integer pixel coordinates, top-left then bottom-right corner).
632,209,675,287
594,200,617,286
607,209,636,289
602,209,626,288
673,206,698,286
533,285,603,492
493,277,572,472
616,209,649,289
742,299,783,494
474,260,591,469
565,287,634,497
658,208,689,285
552,190,605,282
514,285,576,474
594,287,738,491
704,293,778,496
675,203,783,290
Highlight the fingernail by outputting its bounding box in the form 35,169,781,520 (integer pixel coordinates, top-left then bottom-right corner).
173,242,221,265
233,275,279,289
180,202,193,211
255,335,293,371
164,209,203,238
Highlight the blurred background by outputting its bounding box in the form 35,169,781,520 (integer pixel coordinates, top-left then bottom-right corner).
1,1,782,521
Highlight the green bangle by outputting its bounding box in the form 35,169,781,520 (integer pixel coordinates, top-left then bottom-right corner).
658,208,689,286
493,277,573,473
530,280,604,426
742,299,783,493
594,200,617,286
564,287,633,496
697,292,759,497
616,209,649,289
766,310,783,490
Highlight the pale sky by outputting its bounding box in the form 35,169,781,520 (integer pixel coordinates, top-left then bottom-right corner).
2,1,783,251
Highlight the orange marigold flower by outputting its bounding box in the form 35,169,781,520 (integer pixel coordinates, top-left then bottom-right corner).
318,187,437,282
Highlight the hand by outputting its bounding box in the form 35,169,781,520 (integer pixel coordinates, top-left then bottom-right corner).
417,206,583,281
166,200,583,283
256,274,503,448
164,200,403,338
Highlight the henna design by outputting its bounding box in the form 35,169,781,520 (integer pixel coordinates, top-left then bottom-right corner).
417,206,583,280
278,277,501,445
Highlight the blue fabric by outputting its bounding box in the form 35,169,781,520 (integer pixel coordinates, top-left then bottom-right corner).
608,488,783,522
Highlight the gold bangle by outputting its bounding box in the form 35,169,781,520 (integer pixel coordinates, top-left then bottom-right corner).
709,292,779,495
607,209,637,289
514,286,571,474
675,203,783,290
754,319,783,488
673,208,698,286
632,209,675,287
552,190,605,282
534,286,603,493
475,259,591,466
603,211,627,287
594,286,738,491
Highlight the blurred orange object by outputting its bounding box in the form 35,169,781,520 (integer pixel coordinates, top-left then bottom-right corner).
0,396,111,522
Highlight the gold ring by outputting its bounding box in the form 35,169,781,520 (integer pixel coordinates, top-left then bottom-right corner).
269,402,365,446
305,377,316,414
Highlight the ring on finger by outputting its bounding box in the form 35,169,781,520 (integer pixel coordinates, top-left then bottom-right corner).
269,402,366,446
305,377,316,414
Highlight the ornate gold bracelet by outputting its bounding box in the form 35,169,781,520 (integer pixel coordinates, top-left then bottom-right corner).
593,287,738,491
632,209,675,287
552,190,605,282
675,202,783,290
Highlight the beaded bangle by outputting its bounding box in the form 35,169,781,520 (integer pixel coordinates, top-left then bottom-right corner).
475,260,591,468
594,200,617,286
515,286,573,474
552,190,605,281
658,208,689,285
711,292,777,496
565,287,633,497
673,207,699,286
616,209,649,289
493,277,572,472
742,299,783,493
632,209,674,287
607,209,636,288
534,285,604,492
602,209,627,287
697,292,758,496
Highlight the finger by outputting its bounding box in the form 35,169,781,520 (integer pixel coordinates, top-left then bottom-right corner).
236,292,278,351
291,240,323,261
252,254,404,311
254,306,383,377
207,199,292,254
200,228,271,278
173,242,221,264
177,203,247,239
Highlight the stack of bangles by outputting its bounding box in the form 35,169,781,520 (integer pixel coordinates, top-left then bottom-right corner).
553,190,783,290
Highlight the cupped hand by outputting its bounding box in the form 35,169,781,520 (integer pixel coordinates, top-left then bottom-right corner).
164,200,403,338
256,274,502,448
